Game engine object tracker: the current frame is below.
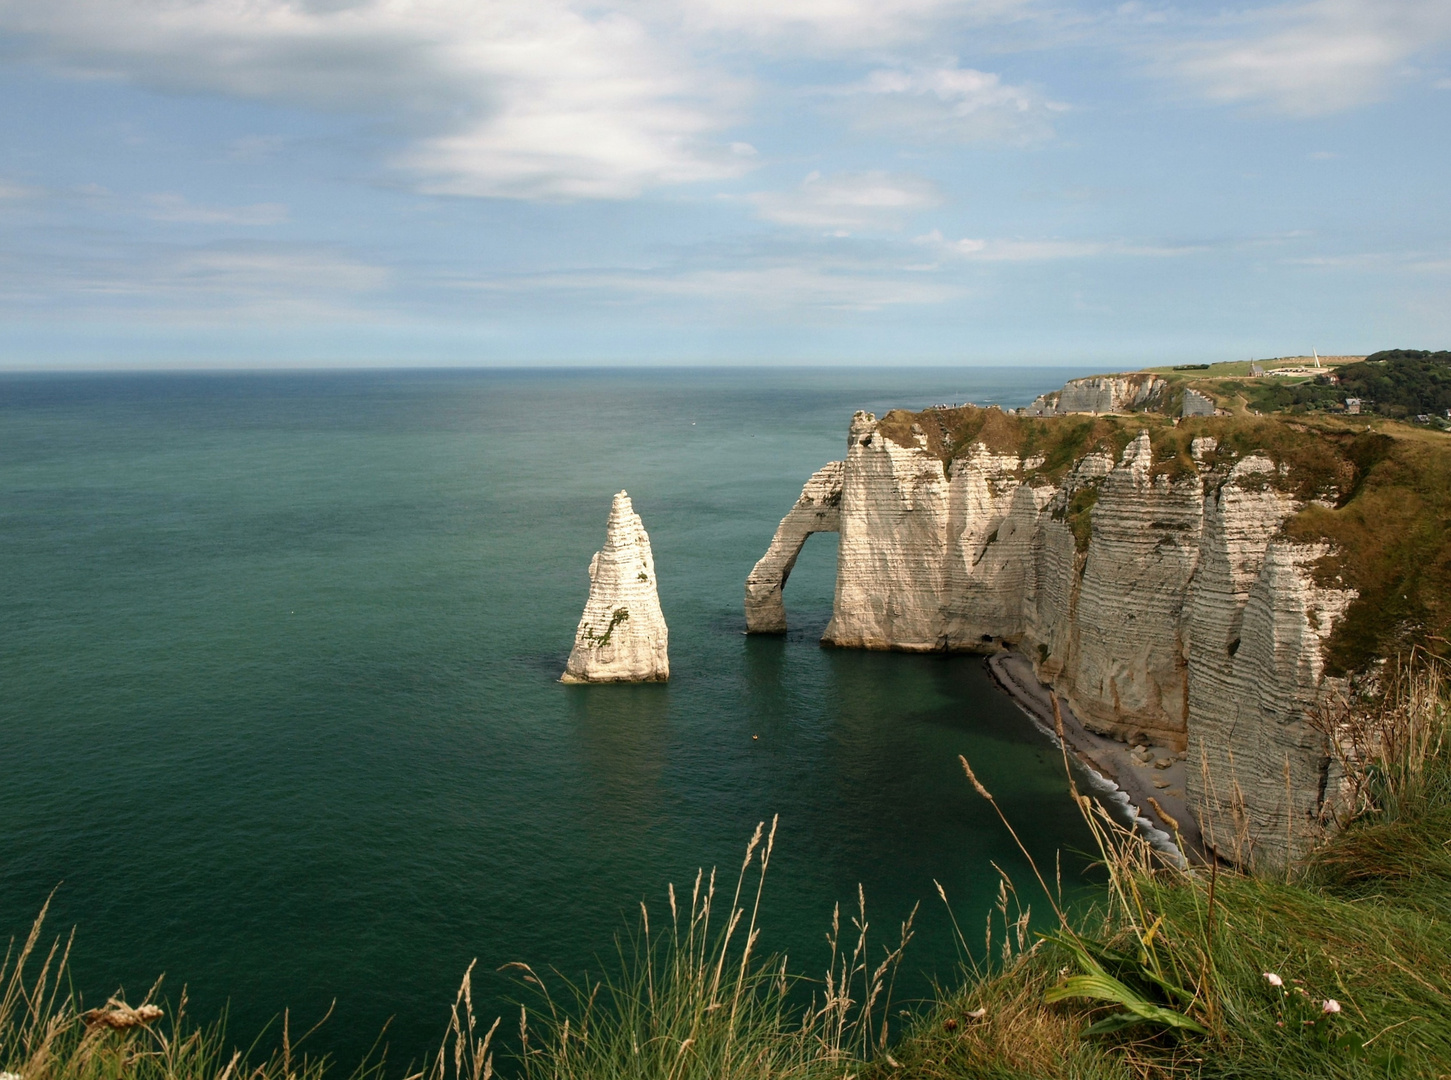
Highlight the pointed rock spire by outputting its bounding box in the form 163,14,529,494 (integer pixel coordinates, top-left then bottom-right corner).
561,491,670,683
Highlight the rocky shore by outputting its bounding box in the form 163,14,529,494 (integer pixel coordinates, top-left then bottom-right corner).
988,649,1201,860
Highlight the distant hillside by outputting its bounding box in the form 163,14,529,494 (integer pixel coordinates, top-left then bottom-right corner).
1245,349,1451,420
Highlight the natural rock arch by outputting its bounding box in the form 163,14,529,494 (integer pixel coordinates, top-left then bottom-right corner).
744,461,844,633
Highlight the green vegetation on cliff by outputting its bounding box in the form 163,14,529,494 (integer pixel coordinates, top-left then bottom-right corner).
1230,350,1451,420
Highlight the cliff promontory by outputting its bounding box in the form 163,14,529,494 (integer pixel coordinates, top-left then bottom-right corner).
748,404,1450,869
563,491,670,684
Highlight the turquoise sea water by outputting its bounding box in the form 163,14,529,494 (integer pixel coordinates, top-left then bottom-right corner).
0,367,1100,1068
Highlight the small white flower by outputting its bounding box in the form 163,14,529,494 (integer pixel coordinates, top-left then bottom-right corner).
1263,972,1284,987
1322,999,1341,1015
2,1071,24,1080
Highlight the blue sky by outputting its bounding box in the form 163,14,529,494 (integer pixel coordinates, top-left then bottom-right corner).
1,0,1449,368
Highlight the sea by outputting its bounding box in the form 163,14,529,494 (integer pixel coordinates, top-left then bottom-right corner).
0,366,1103,1069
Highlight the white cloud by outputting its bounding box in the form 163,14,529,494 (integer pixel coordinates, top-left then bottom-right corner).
0,0,749,200
461,263,958,310
749,172,941,232
835,61,1061,143
1282,250,1451,273
1153,0,1451,116
916,229,1199,261
145,194,289,225
164,248,388,296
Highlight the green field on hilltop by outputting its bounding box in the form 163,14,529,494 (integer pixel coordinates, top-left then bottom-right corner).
1142,350,1451,425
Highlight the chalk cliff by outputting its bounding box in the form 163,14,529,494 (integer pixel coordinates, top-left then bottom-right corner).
562,491,669,684
824,413,948,650
1024,374,1167,416
748,409,1361,868
1184,458,1355,866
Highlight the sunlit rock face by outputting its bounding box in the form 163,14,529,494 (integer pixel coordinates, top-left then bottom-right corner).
561,491,669,684
823,412,949,651
1024,374,1167,416
749,411,1359,869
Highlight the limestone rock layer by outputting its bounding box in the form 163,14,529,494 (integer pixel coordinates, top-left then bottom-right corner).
747,411,1358,869
562,492,669,684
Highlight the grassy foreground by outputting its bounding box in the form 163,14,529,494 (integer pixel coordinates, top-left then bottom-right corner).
5,664,1448,1080
886,677,1451,1079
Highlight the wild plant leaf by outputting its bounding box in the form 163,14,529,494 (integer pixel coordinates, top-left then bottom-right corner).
1047,931,1199,1007
1045,968,1209,1036
1080,1011,1147,1036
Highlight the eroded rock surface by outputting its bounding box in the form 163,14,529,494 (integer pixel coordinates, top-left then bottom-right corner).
1068,433,1203,745
1185,460,1355,867
824,412,949,650
749,410,1359,868
562,491,669,683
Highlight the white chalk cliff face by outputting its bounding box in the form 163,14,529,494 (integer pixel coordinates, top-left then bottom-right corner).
1024,374,1167,416
824,412,948,650
562,491,669,684
749,412,1357,869
1068,433,1203,744
1185,458,1355,869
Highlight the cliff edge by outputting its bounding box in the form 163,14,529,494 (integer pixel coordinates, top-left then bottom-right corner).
747,404,1450,870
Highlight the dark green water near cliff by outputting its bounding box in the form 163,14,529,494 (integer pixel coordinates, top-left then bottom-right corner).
0,367,1100,1068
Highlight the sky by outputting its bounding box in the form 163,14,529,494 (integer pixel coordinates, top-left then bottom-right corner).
1,0,1449,368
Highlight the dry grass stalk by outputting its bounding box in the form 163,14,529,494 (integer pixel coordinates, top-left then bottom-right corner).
1,900,361,1080
485,816,915,1080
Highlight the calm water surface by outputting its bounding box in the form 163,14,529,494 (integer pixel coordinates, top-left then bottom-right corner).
0,367,1100,1067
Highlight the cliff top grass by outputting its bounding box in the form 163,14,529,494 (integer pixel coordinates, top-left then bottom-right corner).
876,406,1154,483
1046,356,1362,390
878,404,1451,674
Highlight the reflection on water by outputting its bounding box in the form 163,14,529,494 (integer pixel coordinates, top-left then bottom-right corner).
566,683,673,824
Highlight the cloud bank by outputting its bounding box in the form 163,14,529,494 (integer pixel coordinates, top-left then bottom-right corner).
1152,0,1451,115
0,0,745,200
